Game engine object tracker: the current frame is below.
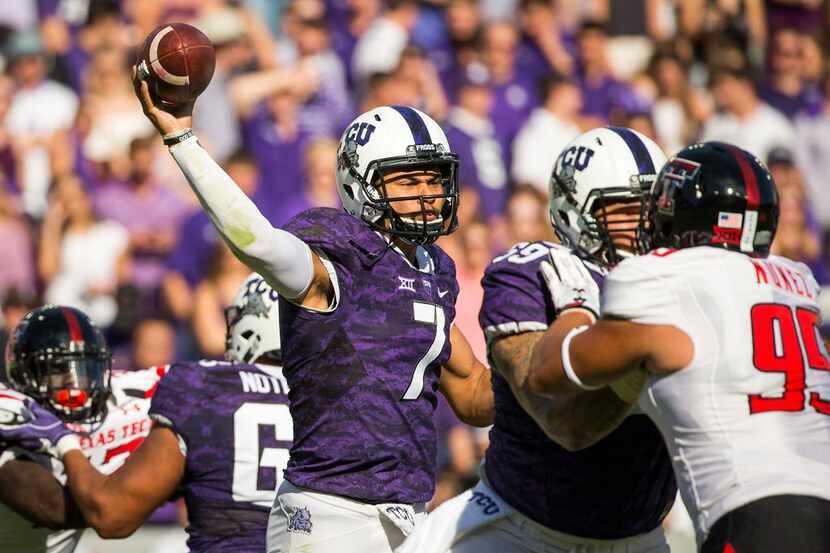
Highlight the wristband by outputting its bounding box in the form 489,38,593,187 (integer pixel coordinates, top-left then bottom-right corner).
561,325,602,390
163,128,194,147
56,434,82,459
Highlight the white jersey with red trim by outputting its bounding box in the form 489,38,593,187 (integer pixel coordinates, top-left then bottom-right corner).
0,366,167,553
602,246,830,544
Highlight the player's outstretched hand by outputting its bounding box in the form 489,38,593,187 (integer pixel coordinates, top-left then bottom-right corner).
132,65,193,137
0,387,77,456
539,249,600,320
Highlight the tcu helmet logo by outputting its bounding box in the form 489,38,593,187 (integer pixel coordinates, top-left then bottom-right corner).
561,146,595,171
346,122,377,146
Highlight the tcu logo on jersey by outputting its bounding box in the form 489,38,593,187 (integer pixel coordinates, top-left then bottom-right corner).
561,145,595,171
345,122,377,146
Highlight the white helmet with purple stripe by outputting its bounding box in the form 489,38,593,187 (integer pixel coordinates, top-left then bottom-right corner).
335,105,459,245
549,126,667,267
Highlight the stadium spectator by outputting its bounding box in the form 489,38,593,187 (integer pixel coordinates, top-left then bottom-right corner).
480,21,539,157
765,0,827,36
271,136,340,227
282,7,354,135
93,136,190,301
327,0,382,88
503,184,552,247
396,45,450,121
517,0,574,79
757,27,823,119
81,49,155,169
232,70,317,201
0,184,34,298
351,0,419,84
596,0,667,78
795,74,830,229
191,243,250,358
360,70,421,112
130,317,177,371
4,29,79,216
453,220,491,363
423,0,483,92
767,146,828,284
445,66,509,221
701,67,795,161
649,49,713,155
511,74,582,191
47,0,129,94
0,288,37,372
677,0,767,68
575,20,637,125
39,175,130,328
799,31,825,85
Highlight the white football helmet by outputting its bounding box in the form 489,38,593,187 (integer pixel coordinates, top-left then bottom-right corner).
225,273,281,365
549,127,667,267
336,105,459,245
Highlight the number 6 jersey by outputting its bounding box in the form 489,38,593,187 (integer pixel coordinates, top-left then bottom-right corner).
148,360,292,552
603,246,830,544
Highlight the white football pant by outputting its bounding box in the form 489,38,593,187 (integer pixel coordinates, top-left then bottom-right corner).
267,480,426,553
397,478,670,553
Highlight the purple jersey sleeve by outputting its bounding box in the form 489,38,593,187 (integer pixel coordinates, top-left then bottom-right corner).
282,207,363,297
150,360,291,552
479,241,558,342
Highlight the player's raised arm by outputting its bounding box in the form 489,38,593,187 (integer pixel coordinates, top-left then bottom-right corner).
132,69,333,310
440,326,494,427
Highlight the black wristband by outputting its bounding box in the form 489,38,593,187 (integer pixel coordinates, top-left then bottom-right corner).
163,128,195,147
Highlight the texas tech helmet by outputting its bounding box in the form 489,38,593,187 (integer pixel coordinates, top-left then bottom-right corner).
4,305,111,423
642,142,778,257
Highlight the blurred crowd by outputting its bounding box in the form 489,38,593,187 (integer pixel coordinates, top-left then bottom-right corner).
0,0,828,542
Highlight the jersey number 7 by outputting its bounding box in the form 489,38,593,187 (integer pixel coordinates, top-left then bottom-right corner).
750,304,830,415
402,302,446,401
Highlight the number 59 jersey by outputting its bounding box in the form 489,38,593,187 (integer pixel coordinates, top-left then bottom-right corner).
603,247,830,544
148,360,292,553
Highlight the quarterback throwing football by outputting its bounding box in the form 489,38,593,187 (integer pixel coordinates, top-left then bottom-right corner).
132,68,493,553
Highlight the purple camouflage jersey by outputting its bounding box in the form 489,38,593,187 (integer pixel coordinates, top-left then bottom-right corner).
280,207,457,504
479,241,676,538
149,360,292,553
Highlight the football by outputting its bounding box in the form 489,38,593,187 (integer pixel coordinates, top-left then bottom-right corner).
137,22,215,108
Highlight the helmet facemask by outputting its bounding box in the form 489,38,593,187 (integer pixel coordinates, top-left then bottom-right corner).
17,348,111,424
551,165,654,268
339,137,459,246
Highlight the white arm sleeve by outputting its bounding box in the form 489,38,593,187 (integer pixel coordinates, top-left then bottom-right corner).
169,136,314,299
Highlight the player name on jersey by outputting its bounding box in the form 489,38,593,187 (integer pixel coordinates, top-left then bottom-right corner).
751,257,816,299
239,370,289,395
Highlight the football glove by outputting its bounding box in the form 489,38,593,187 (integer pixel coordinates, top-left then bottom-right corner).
540,248,600,320
0,388,79,457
